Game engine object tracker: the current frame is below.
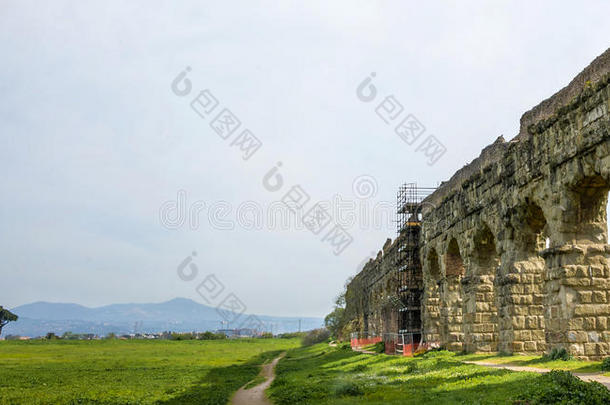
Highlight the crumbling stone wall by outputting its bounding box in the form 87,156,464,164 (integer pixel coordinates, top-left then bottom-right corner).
344,238,401,336
421,48,610,359
345,48,610,360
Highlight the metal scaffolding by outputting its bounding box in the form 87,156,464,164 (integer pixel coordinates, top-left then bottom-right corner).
395,183,436,335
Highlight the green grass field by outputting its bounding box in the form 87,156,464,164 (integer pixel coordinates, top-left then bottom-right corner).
268,344,610,404
0,338,299,405
2,339,609,404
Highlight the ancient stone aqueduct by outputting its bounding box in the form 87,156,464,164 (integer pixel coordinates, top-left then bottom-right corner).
344,48,610,359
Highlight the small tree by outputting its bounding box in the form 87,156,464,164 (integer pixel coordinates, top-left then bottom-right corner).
0,306,18,338
324,280,350,340
324,306,345,339
302,328,331,346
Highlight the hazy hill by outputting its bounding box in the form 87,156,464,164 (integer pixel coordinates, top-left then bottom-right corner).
4,298,323,337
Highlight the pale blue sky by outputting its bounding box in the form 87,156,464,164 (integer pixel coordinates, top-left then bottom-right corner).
1,1,609,317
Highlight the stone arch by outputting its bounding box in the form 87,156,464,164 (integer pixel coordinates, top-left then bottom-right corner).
462,224,500,352
422,247,443,343
445,238,465,277
520,201,548,252
472,224,501,276
427,247,442,280
571,175,610,244
543,175,610,357
497,200,549,354
442,237,464,350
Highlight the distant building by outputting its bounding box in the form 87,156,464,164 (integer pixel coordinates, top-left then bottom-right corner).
217,328,262,338
217,329,235,338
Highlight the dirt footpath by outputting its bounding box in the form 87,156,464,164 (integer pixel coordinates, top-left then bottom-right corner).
463,361,610,389
231,352,285,405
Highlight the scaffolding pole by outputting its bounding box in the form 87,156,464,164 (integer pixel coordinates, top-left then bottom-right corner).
395,183,435,335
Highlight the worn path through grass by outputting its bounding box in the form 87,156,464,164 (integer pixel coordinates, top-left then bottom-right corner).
0,338,300,405
462,360,610,389
456,352,606,374
231,352,285,405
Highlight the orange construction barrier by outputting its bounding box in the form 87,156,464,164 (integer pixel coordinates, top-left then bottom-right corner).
350,336,382,348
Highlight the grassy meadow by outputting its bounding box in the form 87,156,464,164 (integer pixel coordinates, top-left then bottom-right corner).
0,338,299,405
2,338,610,404
268,344,610,405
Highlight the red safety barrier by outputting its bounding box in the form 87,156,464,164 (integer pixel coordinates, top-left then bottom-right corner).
403,343,415,356
355,333,439,357
403,341,436,356
350,336,382,348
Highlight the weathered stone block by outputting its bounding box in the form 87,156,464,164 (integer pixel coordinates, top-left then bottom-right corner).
528,305,544,315
523,341,537,351
578,291,593,303
514,330,531,341
574,305,597,316
531,330,545,342
567,331,588,343
584,343,602,356
597,317,607,330
568,317,584,330
569,343,584,356
473,324,495,333
583,317,596,330
591,266,606,277
512,316,525,329
525,316,539,329
593,291,607,303
588,331,600,343
563,278,591,287
509,285,523,294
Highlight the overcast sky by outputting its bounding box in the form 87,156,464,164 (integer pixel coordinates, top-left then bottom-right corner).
1,1,609,317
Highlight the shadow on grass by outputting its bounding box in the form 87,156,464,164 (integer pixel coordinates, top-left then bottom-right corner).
397,374,540,405
272,345,610,405
156,349,283,405
276,368,535,404
457,353,602,374
269,347,554,405
516,357,601,373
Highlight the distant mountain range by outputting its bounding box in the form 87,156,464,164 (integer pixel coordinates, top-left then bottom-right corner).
3,298,323,337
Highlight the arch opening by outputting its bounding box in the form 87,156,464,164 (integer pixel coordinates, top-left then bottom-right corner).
473,225,499,275
464,225,500,352
497,201,549,354
445,238,464,277
427,248,441,280
423,248,443,344
442,238,464,350
572,175,610,244
522,202,548,252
